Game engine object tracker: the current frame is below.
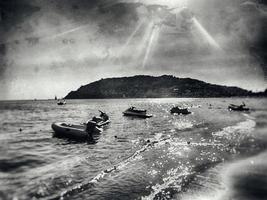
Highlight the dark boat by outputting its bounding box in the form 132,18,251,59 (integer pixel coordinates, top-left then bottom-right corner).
52,122,99,140
170,106,191,115
52,119,110,141
228,103,249,111
57,100,66,105
123,107,152,118
52,111,110,141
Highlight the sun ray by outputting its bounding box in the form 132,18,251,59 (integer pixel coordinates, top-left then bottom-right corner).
192,17,222,51
136,21,155,59
48,24,90,39
119,20,145,57
142,24,161,68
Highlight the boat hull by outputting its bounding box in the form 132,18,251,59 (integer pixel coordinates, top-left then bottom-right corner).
170,107,191,115
123,111,152,118
228,106,249,111
57,102,66,105
51,122,108,141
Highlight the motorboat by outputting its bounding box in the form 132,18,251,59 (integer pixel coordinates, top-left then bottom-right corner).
51,122,100,140
228,103,249,111
52,119,110,140
123,107,152,118
57,100,66,105
52,112,110,141
170,106,191,115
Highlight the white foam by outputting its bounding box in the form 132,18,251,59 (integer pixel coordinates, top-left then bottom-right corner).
178,165,227,200
186,151,267,200
213,119,256,139
180,130,266,200
173,120,194,130
142,170,191,200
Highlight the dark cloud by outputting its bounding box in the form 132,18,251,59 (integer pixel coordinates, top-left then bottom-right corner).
172,0,267,78
232,1,267,77
0,43,5,55
0,43,6,76
0,0,39,79
0,0,40,31
243,1,267,76
25,36,39,45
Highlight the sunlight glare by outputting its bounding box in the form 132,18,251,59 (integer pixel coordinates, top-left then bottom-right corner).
119,20,145,57
142,25,161,68
192,17,222,51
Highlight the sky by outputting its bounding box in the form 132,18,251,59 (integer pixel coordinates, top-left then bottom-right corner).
0,0,266,100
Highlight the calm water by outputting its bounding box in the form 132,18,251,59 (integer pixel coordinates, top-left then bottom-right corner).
0,98,267,200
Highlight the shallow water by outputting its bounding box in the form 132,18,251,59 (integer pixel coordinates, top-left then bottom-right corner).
0,98,266,200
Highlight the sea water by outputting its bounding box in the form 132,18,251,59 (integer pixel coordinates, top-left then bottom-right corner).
0,98,266,200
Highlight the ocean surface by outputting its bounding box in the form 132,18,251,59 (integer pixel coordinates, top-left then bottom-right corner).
0,98,267,200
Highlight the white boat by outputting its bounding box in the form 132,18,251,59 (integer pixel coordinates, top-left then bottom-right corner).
123,107,152,118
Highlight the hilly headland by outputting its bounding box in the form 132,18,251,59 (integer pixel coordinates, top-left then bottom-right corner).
65,75,267,99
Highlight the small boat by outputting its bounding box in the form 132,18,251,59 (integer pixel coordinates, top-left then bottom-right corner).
52,122,99,140
52,110,110,141
123,107,152,118
52,119,110,141
170,106,191,115
57,100,66,105
228,103,249,111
